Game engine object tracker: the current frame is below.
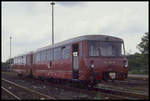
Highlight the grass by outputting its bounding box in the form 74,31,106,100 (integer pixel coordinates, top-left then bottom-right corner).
128,69,148,75
94,92,101,99
2,71,17,75
79,93,88,97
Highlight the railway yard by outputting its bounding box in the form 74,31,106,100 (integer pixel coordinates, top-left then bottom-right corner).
1,71,149,100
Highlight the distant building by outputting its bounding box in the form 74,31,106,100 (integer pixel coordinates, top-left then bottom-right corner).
6,58,14,71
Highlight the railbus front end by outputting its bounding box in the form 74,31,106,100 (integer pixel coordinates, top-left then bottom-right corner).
83,37,128,85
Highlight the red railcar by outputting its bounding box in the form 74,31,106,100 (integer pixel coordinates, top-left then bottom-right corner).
13,52,33,76
13,35,128,85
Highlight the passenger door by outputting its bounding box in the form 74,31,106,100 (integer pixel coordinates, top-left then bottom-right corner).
72,43,79,79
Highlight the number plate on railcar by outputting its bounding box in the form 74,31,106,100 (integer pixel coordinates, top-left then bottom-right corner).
109,72,116,79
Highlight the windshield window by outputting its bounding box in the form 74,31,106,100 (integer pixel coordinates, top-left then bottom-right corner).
88,41,124,57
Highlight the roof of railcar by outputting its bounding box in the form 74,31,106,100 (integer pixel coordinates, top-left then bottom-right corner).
35,35,123,52
13,51,34,59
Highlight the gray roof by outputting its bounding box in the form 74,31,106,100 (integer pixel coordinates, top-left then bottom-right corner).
35,35,123,52
13,51,34,59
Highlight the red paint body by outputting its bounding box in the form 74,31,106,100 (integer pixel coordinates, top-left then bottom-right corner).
13,35,128,83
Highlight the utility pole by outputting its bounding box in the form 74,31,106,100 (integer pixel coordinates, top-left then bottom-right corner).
10,36,12,71
51,1,55,60
10,36,12,59
51,1,55,45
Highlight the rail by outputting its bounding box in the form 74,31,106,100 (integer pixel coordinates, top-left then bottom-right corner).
2,78,56,100
92,87,148,99
24,78,148,99
2,72,149,99
2,86,21,100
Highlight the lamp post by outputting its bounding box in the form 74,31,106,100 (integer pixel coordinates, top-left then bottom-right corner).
51,1,55,45
10,36,12,71
51,1,55,61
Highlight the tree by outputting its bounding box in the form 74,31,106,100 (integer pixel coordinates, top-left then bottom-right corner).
136,32,149,74
137,32,149,54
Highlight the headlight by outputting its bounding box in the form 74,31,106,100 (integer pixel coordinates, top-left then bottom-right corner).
91,64,95,68
124,60,128,68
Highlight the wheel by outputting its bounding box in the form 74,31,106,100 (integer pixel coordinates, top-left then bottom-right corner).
88,81,97,88
17,73,23,78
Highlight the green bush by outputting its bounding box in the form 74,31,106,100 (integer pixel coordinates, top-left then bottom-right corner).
128,68,148,74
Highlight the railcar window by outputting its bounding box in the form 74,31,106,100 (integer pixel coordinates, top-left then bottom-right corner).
19,58,20,64
14,58,17,64
34,54,37,63
14,58,16,64
24,56,26,64
36,53,39,62
61,46,65,59
43,51,45,61
47,49,53,61
14,58,15,64
34,55,36,63
44,50,47,60
37,52,41,62
61,45,70,59
88,41,99,56
34,53,40,63
16,58,18,64
39,52,41,61
54,48,61,60
18,57,20,64
41,50,46,61
33,55,35,64
41,51,44,61
20,56,26,64
26,55,30,65
17,58,19,64
20,57,22,64
19,57,21,64
41,51,43,61
100,42,123,56
21,57,23,64
33,54,36,63
66,45,71,59
100,43,113,56
18,57,21,64
88,41,124,57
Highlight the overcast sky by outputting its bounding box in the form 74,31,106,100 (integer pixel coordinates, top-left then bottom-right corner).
2,1,148,62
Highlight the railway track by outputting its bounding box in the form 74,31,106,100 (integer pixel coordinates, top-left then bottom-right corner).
2,72,149,99
23,77,148,99
1,78,56,100
98,78,148,95
2,86,21,100
92,87,148,99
